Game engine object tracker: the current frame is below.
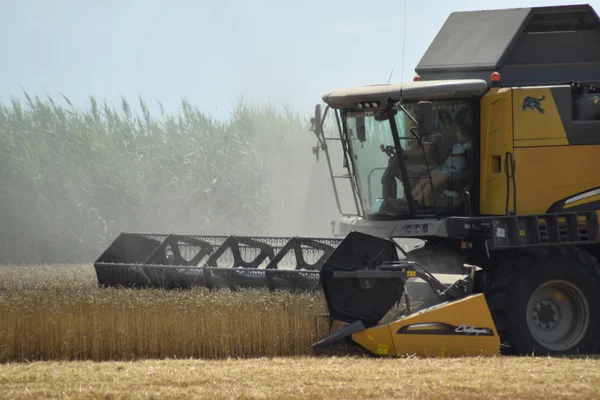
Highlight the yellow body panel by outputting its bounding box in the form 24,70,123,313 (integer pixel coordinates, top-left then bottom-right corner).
512,87,568,147
352,294,500,358
513,146,600,214
479,86,600,217
352,325,397,356
479,88,514,215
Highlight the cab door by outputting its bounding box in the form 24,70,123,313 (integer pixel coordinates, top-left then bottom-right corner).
480,88,515,215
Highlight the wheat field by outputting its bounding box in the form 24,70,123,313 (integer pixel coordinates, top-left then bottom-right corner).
0,264,330,362
2,264,600,400
1,356,600,399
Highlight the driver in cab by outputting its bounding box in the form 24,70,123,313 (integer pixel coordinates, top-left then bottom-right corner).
411,108,472,205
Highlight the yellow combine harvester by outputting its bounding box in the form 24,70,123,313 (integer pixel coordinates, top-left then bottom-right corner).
95,4,600,357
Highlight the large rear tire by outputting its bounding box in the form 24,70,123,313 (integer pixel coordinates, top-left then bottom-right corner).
486,246,600,355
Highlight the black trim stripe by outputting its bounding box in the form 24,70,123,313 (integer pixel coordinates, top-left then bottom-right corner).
397,322,495,336
547,186,600,213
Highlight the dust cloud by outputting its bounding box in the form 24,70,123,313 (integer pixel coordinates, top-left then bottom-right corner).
0,95,421,265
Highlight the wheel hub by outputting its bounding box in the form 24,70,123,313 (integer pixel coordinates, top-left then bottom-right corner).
526,280,590,352
532,300,560,330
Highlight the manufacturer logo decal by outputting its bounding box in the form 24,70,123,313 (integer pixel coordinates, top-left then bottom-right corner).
454,324,493,336
521,96,545,114
397,322,494,336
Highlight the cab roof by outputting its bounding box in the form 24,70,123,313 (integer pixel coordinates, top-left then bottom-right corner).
321,79,488,109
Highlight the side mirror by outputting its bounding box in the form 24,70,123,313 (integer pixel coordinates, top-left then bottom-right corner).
374,108,397,122
416,101,433,136
310,104,323,139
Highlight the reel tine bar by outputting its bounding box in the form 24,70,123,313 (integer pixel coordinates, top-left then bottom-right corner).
94,232,342,291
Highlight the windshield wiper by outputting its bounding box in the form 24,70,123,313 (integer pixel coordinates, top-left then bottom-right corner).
395,102,422,142
386,100,417,216
412,126,438,209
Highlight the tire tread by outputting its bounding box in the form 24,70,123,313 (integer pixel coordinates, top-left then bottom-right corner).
486,246,600,355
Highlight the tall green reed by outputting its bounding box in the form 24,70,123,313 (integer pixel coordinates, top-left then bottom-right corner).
0,93,335,264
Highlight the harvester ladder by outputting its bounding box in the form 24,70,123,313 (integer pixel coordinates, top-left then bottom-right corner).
316,105,363,217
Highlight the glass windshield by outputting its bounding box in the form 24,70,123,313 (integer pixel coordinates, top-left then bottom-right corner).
345,100,475,217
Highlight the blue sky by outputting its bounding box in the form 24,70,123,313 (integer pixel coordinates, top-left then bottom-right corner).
1,0,598,120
